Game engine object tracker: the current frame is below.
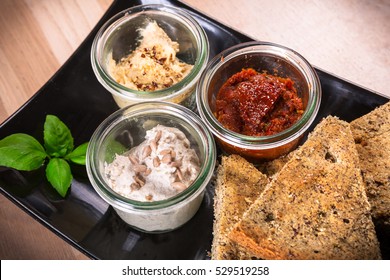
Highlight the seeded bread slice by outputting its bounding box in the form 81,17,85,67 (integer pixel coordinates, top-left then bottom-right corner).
350,102,390,224
229,116,381,259
350,102,390,257
211,154,269,260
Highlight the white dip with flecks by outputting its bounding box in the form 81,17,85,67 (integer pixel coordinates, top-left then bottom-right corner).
105,125,200,202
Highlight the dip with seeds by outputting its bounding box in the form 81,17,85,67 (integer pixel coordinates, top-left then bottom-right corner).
105,125,200,202
108,20,194,91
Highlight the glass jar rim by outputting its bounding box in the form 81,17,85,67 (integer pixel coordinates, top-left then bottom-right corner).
86,101,216,212
196,41,322,149
91,4,209,101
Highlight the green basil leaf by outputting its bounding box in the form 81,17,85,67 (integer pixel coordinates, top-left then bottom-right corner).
0,133,47,171
45,158,72,197
65,142,89,165
44,115,74,157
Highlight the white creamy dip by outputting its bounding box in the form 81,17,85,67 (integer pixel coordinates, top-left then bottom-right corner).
105,125,200,202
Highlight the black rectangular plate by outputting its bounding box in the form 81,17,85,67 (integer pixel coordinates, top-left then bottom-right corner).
1,0,389,260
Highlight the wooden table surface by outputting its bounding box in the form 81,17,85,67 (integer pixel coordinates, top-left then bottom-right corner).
0,0,389,260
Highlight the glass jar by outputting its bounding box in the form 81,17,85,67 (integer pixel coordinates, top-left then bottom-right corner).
91,4,209,111
86,101,216,232
196,41,322,162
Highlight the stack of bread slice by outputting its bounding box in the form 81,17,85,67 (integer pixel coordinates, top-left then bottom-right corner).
211,102,390,259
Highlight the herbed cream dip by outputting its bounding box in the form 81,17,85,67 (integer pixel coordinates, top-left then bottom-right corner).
105,125,200,202
109,20,193,91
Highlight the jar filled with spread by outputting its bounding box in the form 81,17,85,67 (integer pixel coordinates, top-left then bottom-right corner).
86,102,216,232
91,4,209,110
196,41,321,162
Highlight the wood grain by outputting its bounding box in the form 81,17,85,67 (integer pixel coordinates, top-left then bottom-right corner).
0,0,112,260
0,0,389,259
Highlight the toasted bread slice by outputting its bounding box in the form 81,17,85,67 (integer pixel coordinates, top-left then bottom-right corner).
229,116,381,259
211,154,269,260
350,102,390,257
350,102,390,224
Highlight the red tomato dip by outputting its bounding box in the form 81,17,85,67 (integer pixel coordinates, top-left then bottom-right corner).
215,68,304,136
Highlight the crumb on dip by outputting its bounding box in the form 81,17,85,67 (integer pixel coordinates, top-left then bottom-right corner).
104,125,200,202
108,20,194,91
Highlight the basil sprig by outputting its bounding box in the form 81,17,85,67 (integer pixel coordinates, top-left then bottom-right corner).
0,115,89,197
